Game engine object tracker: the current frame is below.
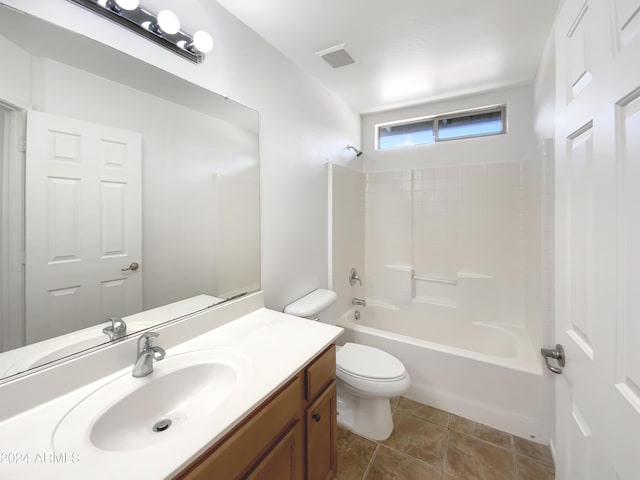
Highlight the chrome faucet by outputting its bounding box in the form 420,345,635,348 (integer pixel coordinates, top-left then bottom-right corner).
352,297,366,307
132,332,166,377
103,317,127,341
349,267,362,286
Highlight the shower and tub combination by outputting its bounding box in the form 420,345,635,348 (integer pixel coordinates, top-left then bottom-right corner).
330,162,552,442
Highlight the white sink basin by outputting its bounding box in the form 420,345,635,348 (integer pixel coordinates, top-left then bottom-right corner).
54,349,252,453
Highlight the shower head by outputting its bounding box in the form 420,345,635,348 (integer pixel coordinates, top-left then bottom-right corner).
346,145,363,157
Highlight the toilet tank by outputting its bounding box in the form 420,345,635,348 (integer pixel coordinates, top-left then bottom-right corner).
284,289,337,320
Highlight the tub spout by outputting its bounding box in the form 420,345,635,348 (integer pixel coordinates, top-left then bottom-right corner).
352,297,366,307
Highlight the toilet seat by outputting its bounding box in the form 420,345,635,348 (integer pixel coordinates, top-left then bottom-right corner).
337,343,406,380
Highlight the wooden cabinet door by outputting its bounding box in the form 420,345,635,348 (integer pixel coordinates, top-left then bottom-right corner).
177,376,302,480
247,422,304,480
305,381,337,480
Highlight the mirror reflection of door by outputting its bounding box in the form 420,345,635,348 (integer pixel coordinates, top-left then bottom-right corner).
25,111,142,343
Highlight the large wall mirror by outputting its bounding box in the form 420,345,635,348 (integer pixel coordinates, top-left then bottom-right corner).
0,6,260,383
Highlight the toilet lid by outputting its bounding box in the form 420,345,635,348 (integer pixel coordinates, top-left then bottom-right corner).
336,343,406,380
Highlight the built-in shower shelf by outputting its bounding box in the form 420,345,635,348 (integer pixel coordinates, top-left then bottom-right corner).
457,272,494,279
412,274,457,285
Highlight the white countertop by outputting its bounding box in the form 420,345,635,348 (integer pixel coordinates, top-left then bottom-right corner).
0,306,343,479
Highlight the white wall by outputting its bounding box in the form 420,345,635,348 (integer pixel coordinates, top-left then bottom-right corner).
0,35,31,107
4,0,361,311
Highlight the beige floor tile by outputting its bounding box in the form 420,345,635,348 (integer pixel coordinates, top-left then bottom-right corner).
516,454,555,480
395,398,450,427
445,430,516,480
382,412,448,469
365,446,442,480
513,436,554,467
440,473,459,480
337,427,377,480
449,414,512,449
390,397,401,410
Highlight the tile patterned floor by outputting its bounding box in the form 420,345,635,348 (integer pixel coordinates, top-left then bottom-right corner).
337,397,555,480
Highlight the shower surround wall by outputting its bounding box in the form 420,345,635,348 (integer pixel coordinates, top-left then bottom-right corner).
330,164,366,316
366,163,526,327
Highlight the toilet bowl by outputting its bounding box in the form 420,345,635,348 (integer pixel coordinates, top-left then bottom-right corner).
284,289,411,441
336,342,410,440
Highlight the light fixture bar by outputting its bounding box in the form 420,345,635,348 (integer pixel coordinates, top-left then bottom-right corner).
66,0,205,64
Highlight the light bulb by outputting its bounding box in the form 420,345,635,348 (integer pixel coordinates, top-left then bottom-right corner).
193,31,213,53
157,10,180,35
114,0,139,10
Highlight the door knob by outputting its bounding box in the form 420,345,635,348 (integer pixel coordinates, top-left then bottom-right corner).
312,413,321,422
541,344,565,374
121,262,139,272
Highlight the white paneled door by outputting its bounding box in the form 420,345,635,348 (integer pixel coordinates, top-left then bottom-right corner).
554,0,640,478
25,111,142,343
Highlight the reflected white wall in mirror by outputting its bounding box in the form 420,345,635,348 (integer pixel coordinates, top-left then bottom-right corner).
0,5,260,382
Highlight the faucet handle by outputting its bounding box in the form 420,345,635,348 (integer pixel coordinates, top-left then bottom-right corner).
109,317,127,332
138,331,160,352
349,267,362,286
103,316,127,340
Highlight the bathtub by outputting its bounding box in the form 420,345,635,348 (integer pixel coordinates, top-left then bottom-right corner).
336,304,551,442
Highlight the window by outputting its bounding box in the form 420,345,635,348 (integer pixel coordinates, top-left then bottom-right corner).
378,119,434,150
376,105,506,150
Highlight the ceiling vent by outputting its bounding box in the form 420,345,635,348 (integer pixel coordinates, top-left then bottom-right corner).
315,43,355,69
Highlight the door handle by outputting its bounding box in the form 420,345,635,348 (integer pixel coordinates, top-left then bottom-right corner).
541,344,565,374
121,262,139,272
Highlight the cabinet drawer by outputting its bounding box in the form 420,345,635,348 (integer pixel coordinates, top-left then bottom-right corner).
177,374,303,480
305,345,336,402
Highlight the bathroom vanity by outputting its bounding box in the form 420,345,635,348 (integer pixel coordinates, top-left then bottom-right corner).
0,292,343,480
177,345,337,480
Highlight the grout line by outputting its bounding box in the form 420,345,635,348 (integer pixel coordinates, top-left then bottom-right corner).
510,434,519,480
448,428,514,452
377,444,445,476
362,444,379,480
442,426,450,475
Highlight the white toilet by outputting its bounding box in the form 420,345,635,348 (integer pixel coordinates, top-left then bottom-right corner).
284,289,410,441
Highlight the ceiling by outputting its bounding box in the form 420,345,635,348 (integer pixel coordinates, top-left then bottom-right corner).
215,0,560,114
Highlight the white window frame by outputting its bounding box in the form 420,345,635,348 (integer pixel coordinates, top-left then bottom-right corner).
375,104,507,151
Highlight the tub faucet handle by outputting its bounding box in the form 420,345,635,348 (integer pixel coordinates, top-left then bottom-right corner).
349,267,362,286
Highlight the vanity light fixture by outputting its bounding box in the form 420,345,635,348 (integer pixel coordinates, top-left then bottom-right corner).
106,0,139,13
66,0,213,63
